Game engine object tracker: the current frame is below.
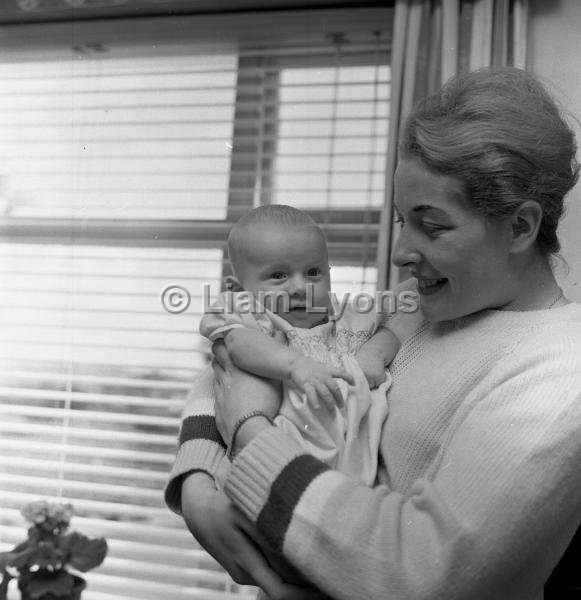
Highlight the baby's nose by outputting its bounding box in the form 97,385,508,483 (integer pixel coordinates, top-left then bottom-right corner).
288,274,307,296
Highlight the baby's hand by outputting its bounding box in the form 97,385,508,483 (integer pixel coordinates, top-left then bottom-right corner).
288,355,354,411
355,350,387,389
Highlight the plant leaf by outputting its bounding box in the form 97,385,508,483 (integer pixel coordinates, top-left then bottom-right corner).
66,533,108,572
0,552,17,570
0,547,36,570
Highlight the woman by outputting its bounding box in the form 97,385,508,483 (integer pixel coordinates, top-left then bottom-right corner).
166,67,581,600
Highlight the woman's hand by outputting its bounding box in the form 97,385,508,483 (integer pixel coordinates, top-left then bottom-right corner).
212,339,282,446
181,471,326,600
354,348,387,389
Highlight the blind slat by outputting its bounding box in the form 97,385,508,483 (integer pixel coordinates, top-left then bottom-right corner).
0,387,185,408
0,404,179,427
0,459,168,486
0,421,179,446
0,370,191,390
0,439,173,464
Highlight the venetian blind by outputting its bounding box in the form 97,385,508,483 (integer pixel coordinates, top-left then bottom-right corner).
0,7,392,600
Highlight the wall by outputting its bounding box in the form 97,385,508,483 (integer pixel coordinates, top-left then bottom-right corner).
529,0,581,300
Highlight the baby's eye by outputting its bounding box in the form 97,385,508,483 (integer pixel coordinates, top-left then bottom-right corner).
270,271,286,280
307,267,322,277
394,214,404,228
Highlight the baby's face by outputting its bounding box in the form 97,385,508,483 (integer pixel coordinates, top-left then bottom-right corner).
237,224,332,328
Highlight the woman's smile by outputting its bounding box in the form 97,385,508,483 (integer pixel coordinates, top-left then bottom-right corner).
415,276,448,295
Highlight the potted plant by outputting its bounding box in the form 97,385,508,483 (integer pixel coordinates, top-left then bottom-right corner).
0,500,108,600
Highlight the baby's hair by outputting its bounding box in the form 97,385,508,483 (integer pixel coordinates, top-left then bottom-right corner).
401,67,580,255
227,204,322,278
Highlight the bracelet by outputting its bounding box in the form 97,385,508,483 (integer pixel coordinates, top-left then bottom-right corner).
227,410,273,460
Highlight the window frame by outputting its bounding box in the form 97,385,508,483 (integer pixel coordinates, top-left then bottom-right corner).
0,6,392,267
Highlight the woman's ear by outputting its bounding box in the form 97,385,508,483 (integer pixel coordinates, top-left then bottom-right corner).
509,201,543,254
224,275,243,292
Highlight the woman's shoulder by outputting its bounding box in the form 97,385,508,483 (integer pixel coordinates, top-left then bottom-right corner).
494,301,581,338
439,301,581,338
542,300,581,319
464,302,581,377
509,302,581,358
467,304,581,414
400,302,581,377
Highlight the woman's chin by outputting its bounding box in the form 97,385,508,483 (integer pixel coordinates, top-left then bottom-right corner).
416,282,451,321
420,308,447,323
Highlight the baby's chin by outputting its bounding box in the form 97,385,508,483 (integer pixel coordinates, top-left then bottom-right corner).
281,307,329,328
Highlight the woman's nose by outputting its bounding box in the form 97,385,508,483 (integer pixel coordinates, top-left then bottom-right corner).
391,228,421,268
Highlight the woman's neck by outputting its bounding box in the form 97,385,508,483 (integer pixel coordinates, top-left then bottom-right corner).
501,253,565,311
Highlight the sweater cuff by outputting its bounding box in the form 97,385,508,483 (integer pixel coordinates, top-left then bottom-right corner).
224,426,305,519
224,427,330,552
164,438,226,514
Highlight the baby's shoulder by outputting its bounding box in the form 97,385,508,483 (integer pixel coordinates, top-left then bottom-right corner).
200,290,280,338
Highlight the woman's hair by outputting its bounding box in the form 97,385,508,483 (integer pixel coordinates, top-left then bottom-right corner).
227,204,322,277
401,67,580,255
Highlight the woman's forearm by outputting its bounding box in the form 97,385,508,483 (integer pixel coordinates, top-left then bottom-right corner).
164,365,226,514
181,470,324,599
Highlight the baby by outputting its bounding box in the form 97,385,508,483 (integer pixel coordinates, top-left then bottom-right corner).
201,204,414,484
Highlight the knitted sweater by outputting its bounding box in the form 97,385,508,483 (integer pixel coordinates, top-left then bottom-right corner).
166,304,581,600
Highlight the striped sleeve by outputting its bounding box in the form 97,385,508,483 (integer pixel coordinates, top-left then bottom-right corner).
164,365,226,514
223,427,329,550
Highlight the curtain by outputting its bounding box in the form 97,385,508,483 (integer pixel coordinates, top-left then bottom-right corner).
376,0,530,289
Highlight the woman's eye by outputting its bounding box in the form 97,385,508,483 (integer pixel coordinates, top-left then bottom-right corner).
422,222,446,235
394,215,404,228
270,272,286,280
307,268,321,277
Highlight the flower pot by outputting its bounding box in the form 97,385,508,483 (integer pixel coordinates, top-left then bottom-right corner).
18,575,86,600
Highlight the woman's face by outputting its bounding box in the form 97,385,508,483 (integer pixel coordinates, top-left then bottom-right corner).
392,158,518,322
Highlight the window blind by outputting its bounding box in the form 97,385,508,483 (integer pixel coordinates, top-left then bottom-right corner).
0,53,236,220
0,7,393,599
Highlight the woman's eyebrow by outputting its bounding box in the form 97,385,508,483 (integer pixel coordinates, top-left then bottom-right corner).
394,204,450,218
412,204,446,214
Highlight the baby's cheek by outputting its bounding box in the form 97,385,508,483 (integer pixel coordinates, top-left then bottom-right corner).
264,294,289,315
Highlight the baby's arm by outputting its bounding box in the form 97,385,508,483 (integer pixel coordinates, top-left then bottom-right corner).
355,327,400,389
224,328,353,410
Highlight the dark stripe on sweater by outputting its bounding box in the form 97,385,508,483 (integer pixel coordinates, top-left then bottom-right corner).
257,454,329,552
179,415,226,447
